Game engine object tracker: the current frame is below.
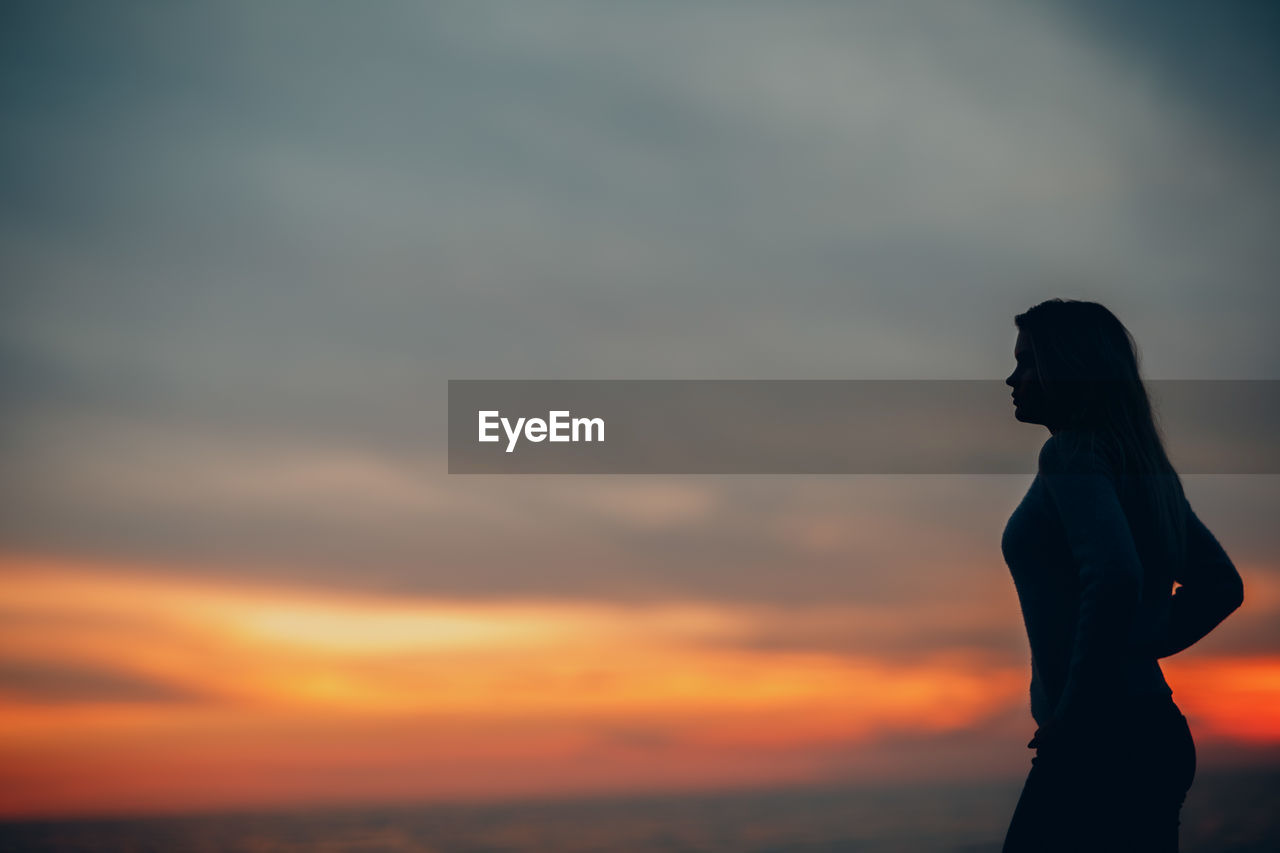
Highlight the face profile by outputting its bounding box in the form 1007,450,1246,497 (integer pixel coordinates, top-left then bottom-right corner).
1005,329,1058,432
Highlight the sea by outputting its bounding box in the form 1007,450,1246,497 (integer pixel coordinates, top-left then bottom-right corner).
3,769,1278,852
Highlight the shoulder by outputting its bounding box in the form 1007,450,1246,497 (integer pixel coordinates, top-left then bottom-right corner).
1037,429,1118,480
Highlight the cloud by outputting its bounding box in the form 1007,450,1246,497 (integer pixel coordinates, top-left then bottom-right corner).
0,658,203,704
1,0,1276,627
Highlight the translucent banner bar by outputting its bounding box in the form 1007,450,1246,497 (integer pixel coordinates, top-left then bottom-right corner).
448,380,1279,474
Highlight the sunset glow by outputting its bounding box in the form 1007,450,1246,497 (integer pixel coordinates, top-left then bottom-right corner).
2,556,1277,819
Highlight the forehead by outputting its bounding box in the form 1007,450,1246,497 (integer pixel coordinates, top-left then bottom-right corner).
1013,329,1030,357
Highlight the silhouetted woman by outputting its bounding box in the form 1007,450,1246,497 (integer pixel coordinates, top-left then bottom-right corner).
1000,299,1243,852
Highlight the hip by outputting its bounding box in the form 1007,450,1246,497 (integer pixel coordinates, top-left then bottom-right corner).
1033,695,1195,790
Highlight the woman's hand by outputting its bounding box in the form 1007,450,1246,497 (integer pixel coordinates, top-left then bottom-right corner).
1027,723,1057,750
1027,718,1079,752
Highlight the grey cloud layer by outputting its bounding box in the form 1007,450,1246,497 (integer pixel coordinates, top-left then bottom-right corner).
1,2,1276,640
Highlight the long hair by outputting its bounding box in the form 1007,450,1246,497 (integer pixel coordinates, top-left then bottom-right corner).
1014,298,1187,574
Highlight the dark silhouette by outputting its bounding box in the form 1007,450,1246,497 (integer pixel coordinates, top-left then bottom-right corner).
1000,299,1244,852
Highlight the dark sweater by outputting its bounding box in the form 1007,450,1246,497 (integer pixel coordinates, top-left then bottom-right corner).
1001,430,1244,729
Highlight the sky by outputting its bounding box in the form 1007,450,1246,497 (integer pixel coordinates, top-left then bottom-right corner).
1,0,1278,819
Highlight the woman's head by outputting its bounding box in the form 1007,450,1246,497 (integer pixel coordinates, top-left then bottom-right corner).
1008,298,1187,569
1007,299,1146,434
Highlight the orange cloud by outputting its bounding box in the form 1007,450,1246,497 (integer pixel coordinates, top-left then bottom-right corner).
1,554,1276,818
1165,656,1280,743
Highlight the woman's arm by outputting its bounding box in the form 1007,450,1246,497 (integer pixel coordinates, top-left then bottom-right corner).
1155,500,1244,658
1037,432,1143,734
